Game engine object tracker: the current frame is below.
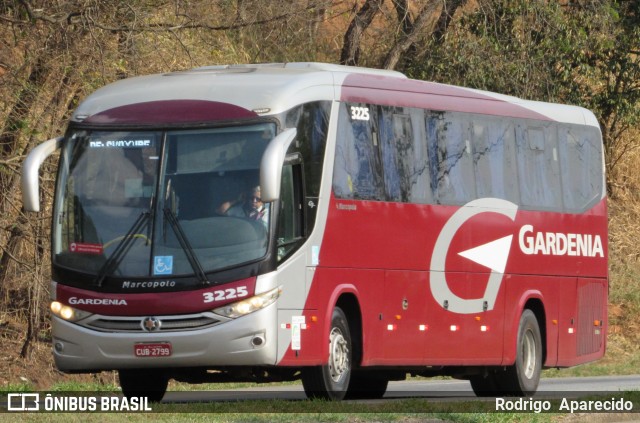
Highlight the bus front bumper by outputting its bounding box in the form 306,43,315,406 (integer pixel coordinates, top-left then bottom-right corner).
50,304,278,372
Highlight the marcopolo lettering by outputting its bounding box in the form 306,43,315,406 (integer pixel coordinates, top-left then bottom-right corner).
518,225,604,258
68,297,127,306
122,280,176,289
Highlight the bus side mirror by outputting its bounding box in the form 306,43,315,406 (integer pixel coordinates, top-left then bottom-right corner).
260,128,297,202
22,137,62,212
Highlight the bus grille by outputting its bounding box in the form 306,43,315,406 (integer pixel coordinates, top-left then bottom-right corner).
81,314,221,333
577,280,605,356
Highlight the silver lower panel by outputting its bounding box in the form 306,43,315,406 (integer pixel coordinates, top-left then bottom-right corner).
51,304,278,371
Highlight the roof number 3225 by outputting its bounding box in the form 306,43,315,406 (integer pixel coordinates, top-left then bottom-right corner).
203,286,249,304
350,106,370,121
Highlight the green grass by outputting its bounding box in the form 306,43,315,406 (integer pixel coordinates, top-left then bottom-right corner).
543,349,640,378
0,399,568,423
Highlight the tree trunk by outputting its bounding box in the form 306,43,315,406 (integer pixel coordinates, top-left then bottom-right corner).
431,0,466,43
383,0,468,70
339,0,384,66
0,216,27,309
383,1,441,70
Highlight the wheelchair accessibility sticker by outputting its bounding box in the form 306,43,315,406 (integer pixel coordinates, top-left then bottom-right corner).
153,256,173,275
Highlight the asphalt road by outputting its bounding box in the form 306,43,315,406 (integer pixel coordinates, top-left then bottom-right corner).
162,374,640,403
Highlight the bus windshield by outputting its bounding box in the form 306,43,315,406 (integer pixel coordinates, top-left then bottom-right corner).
53,123,276,280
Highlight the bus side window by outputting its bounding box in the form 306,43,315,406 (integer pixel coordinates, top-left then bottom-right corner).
558,127,602,212
516,124,562,210
429,112,476,205
405,108,432,204
333,103,384,201
472,119,519,203
277,160,305,262
378,107,403,201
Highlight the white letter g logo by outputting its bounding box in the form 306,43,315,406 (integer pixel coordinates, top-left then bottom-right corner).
430,198,518,314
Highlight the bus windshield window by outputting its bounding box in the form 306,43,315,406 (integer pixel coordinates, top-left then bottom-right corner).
52,123,275,279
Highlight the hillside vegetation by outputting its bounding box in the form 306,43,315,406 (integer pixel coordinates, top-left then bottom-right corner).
0,0,639,388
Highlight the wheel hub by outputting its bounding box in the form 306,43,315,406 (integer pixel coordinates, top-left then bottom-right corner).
522,329,537,379
328,327,349,382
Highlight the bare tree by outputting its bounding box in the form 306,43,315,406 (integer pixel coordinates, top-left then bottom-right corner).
340,0,384,66
383,0,468,70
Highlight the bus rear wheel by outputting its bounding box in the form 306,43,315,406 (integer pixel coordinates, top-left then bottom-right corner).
345,372,388,399
469,372,501,397
302,307,352,400
118,369,169,403
494,309,542,396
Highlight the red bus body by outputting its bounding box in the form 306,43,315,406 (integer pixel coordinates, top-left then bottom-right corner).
22,63,607,400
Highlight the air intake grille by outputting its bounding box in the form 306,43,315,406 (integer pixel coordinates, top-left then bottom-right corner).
577,280,605,356
81,313,221,333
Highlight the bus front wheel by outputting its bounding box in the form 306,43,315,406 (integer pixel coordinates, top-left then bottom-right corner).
301,307,352,400
118,369,169,403
345,372,388,399
496,309,542,396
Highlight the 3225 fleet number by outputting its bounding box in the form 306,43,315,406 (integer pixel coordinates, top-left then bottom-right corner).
203,286,249,303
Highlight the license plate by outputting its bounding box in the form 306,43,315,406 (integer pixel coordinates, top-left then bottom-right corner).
134,342,172,357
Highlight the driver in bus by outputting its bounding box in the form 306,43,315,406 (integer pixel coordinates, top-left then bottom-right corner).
218,185,269,227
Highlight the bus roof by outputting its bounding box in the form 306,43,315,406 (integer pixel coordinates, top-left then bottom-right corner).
72,62,599,128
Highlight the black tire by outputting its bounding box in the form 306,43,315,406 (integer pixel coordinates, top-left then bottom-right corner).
495,309,542,396
302,307,352,400
118,369,169,403
345,372,388,399
469,372,501,397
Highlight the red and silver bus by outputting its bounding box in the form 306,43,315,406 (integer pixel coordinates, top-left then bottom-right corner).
22,62,607,401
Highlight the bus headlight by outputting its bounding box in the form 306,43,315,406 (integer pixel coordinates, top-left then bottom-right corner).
50,301,92,322
213,287,281,319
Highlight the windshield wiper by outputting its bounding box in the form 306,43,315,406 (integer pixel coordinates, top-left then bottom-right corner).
163,207,209,286
95,211,150,287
